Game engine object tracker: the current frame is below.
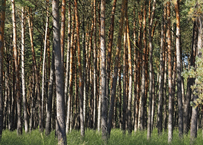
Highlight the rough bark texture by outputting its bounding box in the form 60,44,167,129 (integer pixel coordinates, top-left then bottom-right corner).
52,0,67,144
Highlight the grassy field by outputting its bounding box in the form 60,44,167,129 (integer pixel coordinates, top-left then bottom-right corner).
0,128,203,145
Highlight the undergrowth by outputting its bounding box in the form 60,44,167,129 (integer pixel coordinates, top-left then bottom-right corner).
0,128,203,145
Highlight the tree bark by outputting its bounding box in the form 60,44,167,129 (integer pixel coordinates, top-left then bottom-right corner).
93,0,97,130
174,0,183,138
11,0,22,135
148,0,156,139
52,0,67,143
66,2,74,134
167,1,173,143
100,0,107,142
21,7,28,133
74,0,85,138
126,11,132,134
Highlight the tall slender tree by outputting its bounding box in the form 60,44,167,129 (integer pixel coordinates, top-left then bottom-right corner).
11,0,22,135
100,0,107,142
174,0,183,138
167,1,173,143
21,7,28,133
148,0,156,139
74,0,85,138
52,0,67,143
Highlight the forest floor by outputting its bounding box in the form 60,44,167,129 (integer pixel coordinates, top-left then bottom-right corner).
0,128,203,145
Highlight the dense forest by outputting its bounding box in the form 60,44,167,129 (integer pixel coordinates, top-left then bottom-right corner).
0,0,203,144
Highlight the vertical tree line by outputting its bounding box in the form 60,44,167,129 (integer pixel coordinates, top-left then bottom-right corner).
0,0,202,144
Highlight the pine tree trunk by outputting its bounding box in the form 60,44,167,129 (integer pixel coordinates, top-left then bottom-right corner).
93,0,97,130
174,0,183,138
74,0,85,138
167,1,173,143
138,2,146,131
45,46,54,136
52,0,67,143
66,4,74,134
126,12,132,134
11,0,22,135
41,4,49,133
148,0,156,139
21,7,28,133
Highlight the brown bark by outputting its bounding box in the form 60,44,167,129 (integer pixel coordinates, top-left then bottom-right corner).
174,0,183,138
74,0,85,138
106,0,117,106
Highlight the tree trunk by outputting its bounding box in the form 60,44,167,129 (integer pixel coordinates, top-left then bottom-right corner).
64,0,70,108
126,11,132,134
52,0,67,143
21,7,28,133
138,2,146,131
148,0,156,139
174,0,183,138
167,1,173,143
45,45,54,136
66,2,74,134
74,0,85,138
41,4,49,133
100,0,107,142
11,0,22,135
93,0,97,130
106,0,117,112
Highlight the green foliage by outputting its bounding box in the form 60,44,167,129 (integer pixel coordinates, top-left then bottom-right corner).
182,49,203,107
2,129,203,145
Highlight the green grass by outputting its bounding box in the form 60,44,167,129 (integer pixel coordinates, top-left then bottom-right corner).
1,129,203,145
